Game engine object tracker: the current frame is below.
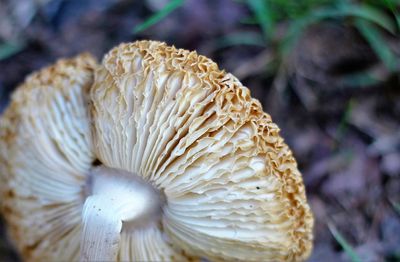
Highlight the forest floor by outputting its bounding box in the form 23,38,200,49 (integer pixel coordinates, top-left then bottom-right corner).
0,0,399,261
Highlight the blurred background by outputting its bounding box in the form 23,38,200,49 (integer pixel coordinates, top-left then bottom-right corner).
0,0,399,261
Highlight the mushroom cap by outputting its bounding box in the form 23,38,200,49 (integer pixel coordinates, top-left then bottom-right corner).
91,41,314,261
0,40,314,261
0,53,97,261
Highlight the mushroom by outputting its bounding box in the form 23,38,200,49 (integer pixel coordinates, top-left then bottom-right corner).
0,40,314,261
0,53,97,261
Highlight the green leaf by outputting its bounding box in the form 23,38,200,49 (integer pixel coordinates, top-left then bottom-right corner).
328,223,363,262
216,32,265,49
246,0,274,40
133,0,184,34
355,19,397,71
0,42,25,61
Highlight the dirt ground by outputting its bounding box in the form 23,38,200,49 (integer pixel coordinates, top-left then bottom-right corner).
0,0,399,261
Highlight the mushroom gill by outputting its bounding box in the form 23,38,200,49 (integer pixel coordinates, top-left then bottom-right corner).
0,53,96,261
0,40,314,262
91,41,314,261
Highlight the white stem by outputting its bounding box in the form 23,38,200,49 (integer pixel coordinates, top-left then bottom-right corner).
80,167,162,262
80,195,122,261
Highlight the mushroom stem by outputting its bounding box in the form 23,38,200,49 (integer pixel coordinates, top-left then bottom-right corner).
80,195,122,261
80,166,162,261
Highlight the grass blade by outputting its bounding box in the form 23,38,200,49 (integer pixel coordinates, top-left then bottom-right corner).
216,32,265,49
240,16,258,25
133,0,184,34
306,4,395,33
339,71,383,87
336,99,354,140
0,42,25,61
339,4,396,33
246,0,274,41
355,19,397,71
384,0,400,30
389,199,400,215
281,3,396,56
328,222,362,262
